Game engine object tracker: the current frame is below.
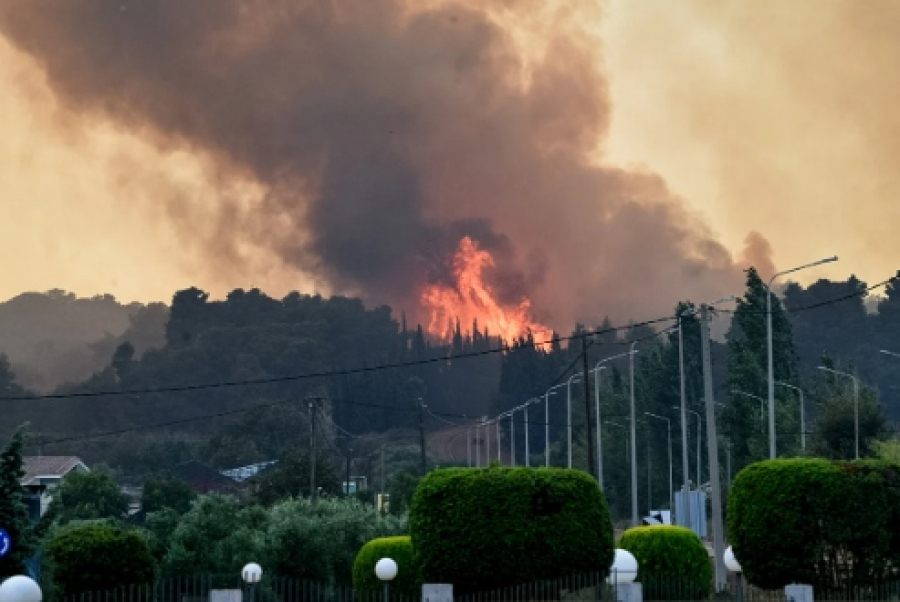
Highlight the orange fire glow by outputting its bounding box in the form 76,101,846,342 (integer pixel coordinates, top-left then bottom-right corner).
421,236,551,346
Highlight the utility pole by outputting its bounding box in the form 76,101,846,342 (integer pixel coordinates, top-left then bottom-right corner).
700,305,726,591
309,397,319,505
630,341,639,527
581,334,596,477
346,447,353,496
418,398,427,473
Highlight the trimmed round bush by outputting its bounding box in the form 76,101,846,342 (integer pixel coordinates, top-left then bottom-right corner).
728,458,900,591
46,523,156,596
409,467,615,594
618,526,711,600
352,536,420,597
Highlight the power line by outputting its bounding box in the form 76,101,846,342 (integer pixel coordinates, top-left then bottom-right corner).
0,315,676,404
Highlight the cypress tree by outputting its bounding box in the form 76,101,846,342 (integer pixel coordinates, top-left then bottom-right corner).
0,425,35,577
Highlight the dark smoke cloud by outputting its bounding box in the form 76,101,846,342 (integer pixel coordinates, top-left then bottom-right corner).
0,0,755,326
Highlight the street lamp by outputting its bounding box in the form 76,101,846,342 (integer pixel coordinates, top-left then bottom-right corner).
731,390,766,435
567,373,583,469
766,256,838,458
375,557,398,602
630,341,639,527
0,576,42,602
241,562,263,602
776,382,807,451
593,351,637,492
724,546,743,602
645,412,672,514
522,397,540,467
818,366,860,459
545,383,566,467
674,407,702,491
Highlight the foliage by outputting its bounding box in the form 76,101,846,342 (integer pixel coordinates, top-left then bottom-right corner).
47,470,130,525
728,458,900,591
617,526,711,600
162,494,268,576
872,438,900,463
387,470,422,515
0,425,35,577
727,267,799,468
250,449,341,505
353,536,420,597
265,497,407,587
46,523,155,596
409,467,615,594
142,474,196,514
160,494,406,586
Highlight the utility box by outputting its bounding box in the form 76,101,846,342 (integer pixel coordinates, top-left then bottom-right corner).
209,590,241,602
674,490,707,537
422,584,453,602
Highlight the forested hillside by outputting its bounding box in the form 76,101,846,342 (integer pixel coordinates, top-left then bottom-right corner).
1,270,898,523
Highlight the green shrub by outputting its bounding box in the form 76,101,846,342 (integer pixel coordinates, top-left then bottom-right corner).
46,523,156,596
353,536,420,597
409,467,615,594
618,526,711,600
728,458,900,591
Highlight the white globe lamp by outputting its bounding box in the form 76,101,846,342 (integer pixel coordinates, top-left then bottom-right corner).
0,576,43,602
724,546,744,602
723,546,741,573
241,562,263,584
608,549,638,584
375,558,398,602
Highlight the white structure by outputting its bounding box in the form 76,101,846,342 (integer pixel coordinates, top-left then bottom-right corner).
609,549,642,602
785,584,814,602
20,456,88,520
241,563,263,584
0,576,42,602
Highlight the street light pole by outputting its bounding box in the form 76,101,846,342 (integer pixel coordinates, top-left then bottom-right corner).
645,412,672,515
567,373,583,469
593,351,637,492
766,256,838,459
544,383,566,467
678,312,689,526
700,303,726,592
776,382,806,451
510,410,516,467
732,390,766,437
818,366,860,459
630,340,639,527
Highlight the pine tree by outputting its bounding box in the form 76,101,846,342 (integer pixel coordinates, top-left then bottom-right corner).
727,268,799,469
0,425,35,577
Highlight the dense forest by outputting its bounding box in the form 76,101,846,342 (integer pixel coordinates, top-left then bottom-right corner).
1,268,898,523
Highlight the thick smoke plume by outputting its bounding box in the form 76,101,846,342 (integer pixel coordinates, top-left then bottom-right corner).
0,0,761,327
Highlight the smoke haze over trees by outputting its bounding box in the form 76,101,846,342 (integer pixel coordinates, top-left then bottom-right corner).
0,0,775,329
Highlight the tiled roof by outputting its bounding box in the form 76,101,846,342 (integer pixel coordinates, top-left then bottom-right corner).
21,456,87,486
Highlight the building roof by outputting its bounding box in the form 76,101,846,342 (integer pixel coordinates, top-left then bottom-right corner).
21,456,87,486
168,461,242,494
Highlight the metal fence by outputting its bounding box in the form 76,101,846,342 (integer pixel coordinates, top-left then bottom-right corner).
59,575,418,602
56,573,900,602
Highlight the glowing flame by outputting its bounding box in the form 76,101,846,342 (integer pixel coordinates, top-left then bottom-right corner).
421,236,551,345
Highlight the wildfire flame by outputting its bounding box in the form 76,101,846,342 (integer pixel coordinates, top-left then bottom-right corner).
421,236,551,346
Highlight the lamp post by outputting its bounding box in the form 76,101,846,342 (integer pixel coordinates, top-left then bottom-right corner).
593,351,637,491
732,390,766,436
509,410,516,466
495,419,502,463
766,256,838,458
645,412,672,514
724,546,743,602
544,383,566,467
567,373,583,469
676,407,702,489
776,382,806,451
375,558,398,602
241,562,263,602
630,340,639,527
818,366,860,459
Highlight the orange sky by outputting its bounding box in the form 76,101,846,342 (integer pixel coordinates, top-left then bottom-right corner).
0,0,886,312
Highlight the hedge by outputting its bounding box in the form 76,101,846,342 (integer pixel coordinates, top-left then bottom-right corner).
618,526,711,600
352,536,420,597
409,467,615,594
46,523,156,597
728,458,900,591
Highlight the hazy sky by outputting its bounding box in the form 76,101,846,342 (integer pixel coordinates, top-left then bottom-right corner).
0,0,886,327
